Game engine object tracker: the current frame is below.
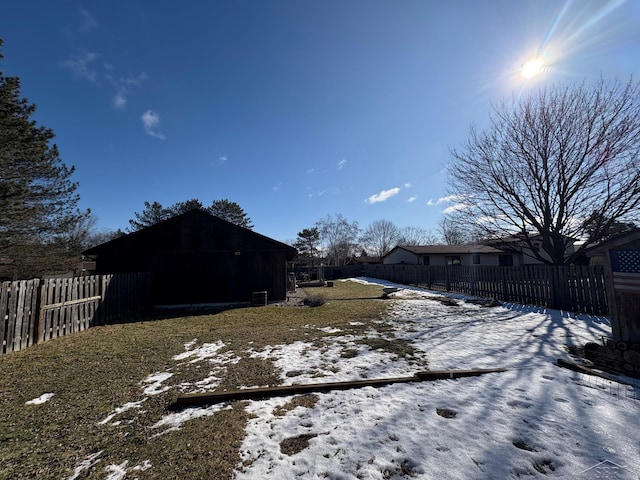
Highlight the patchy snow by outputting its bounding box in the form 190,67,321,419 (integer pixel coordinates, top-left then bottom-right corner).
67,451,103,480
104,461,128,480
98,399,147,426
172,339,226,363
25,392,55,405
151,404,233,437
233,278,640,480
141,372,174,395
69,278,640,479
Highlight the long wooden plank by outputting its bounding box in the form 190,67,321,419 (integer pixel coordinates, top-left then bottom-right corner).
176,368,508,406
40,295,102,310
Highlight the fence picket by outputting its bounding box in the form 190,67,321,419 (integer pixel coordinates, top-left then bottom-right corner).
321,264,607,314
1,273,151,355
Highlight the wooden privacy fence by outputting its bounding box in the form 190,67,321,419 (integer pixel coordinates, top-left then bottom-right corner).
323,264,608,315
1,273,151,355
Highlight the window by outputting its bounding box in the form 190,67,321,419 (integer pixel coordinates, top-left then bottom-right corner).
446,255,461,266
471,254,480,265
420,256,430,265
499,255,514,267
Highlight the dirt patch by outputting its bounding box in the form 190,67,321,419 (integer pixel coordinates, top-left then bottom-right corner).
436,408,457,419
273,395,319,417
280,434,318,455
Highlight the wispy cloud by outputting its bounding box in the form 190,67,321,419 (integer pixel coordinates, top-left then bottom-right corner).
61,52,100,84
306,168,315,174
407,196,417,203
427,195,464,206
113,91,127,109
442,203,471,214
365,187,400,204
141,110,165,139
404,183,412,188
110,73,148,110
428,194,472,213
62,48,147,109
78,8,98,32
218,155,228,165
273,183,283,192
337,159,347,170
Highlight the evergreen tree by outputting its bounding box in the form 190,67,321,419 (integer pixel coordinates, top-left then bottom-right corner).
0,39,87,279
172,198,204,215
128,198,254,231
208,199,253,229
128,201,173,231
293,227,321,264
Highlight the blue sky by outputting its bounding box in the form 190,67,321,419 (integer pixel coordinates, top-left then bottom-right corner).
3,1,639,243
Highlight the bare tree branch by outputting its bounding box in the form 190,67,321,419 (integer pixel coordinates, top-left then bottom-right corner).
448,77,640,264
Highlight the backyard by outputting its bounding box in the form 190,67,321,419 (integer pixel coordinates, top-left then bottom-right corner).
1,278,639,479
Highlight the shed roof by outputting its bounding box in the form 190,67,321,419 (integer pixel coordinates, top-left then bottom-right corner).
83,209,297,257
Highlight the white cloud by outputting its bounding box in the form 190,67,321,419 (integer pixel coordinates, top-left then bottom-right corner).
141,110,165,139
337,159,347,170
306,168,315,174
113,90,127,109
273,183,282,192
404,183,412,189
427,195,465,206
407,196,417,203
78,8,98,31
218,155,228,165
365,187,400,204
61,52,100,84
110,73,148,110
120,73,148,87
442,203,471,214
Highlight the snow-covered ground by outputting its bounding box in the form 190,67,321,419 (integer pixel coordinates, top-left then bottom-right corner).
233,278,640,480
63,278,639,479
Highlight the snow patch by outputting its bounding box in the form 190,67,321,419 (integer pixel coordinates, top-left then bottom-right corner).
25,393,55,405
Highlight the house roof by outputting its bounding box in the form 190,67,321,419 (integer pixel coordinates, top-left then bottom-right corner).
384,244,506,258
584,228,640,256
83,209,297,256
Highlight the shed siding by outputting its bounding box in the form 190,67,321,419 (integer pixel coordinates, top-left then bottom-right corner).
87,211,295,305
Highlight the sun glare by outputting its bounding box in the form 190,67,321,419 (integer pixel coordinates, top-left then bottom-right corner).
521,58,544,78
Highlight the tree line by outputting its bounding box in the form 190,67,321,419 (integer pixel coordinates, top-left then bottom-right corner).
2,37,639,280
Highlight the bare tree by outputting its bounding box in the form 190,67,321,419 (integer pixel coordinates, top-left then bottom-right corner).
438,217,472,245
360,220,400,260
448,77,640,265
397,226,438,246
316,214,360,266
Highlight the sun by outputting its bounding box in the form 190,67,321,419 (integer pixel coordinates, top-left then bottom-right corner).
521,58,545,79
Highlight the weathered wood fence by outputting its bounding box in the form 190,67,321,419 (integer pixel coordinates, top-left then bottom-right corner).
323,264,608,315
1,273,151,355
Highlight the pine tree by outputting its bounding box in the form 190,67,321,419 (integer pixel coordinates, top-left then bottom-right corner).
0,39,87,279
128,198,254,231
128,201,173,231
208,199,253,229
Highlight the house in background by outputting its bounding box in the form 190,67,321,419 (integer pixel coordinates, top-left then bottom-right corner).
83,210,297,305
382,244,541,267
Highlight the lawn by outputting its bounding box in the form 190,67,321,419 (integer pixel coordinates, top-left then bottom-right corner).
0,280,392,479
2,278,639,479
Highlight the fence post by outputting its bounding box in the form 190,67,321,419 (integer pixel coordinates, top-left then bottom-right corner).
445,266,450,292
33,280,44,346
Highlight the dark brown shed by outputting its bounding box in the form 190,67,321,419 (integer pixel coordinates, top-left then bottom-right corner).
83,210,297,305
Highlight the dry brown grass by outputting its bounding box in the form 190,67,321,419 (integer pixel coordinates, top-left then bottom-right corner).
0,280,394,479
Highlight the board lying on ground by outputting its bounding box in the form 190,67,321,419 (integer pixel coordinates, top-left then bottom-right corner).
175,368,508,407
